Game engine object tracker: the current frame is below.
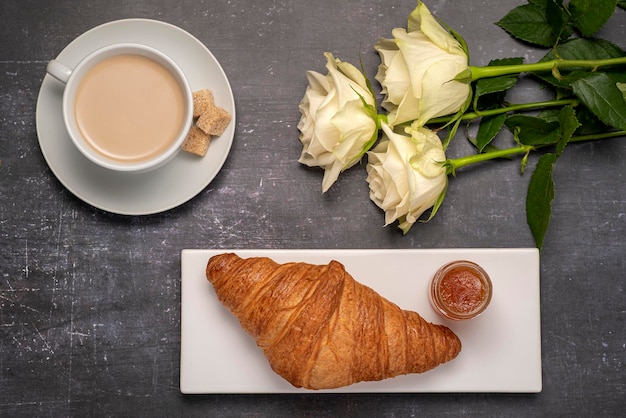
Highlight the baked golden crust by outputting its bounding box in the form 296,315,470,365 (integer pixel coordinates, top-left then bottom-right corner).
206,253,461,390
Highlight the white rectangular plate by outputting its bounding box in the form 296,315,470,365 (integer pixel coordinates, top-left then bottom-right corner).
180,248,541,393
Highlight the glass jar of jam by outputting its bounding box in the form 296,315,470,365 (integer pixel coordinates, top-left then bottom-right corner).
429,260,492,320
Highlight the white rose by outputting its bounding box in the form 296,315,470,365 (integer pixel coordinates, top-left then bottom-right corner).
366,122,447,233
298,52,377,192
375,1,470,127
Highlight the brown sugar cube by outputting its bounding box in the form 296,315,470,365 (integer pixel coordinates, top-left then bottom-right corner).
182,125,211,157
192,89,215,118
196,106,232,136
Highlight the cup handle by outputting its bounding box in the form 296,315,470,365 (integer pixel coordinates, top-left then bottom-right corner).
46,59,73,84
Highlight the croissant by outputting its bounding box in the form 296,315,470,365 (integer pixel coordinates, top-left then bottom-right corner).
206,253,461,390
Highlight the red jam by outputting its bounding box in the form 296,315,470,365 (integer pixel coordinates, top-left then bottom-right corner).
430,260,492,320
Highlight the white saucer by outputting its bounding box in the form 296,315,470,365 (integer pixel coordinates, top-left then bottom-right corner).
36,19,235,215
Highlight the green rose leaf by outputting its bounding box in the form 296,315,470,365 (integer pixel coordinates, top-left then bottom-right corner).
474,73,520,98
536,108,560,123
505,114,561,145
473,58,524,110
496,0,566,47
569,0,618,36
608,73,626,85
473,77,518,110
617,82,626,100
476,114,507,152
546,0,573,40
571,72,626,130
527,153,557,250
573,106,609,135
542,37,626,62
556,105,581,155
472,58,524,114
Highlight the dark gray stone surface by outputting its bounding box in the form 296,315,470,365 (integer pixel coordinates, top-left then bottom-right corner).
1,0,624,416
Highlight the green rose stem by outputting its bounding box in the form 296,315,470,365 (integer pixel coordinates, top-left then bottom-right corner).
567,130,626,143
429,99,578,124
445,130,626,175
445,145,531,175
465,57,626,81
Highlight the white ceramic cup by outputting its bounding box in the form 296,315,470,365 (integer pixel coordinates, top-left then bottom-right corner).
46,43,193,173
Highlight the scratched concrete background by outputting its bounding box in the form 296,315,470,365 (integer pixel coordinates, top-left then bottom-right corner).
1,0,625,416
